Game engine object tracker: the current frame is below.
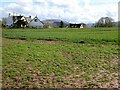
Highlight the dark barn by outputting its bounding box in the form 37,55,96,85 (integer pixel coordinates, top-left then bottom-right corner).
70,23,81,28
69,23,87,28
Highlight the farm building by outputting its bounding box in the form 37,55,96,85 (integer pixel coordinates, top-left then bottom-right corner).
2,13,89,29
42,19,69,28
2,14,27,28
69,23,87,28
28,16,44,28
42,19,61,28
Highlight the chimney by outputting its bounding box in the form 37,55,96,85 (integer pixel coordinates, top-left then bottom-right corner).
9,13,11,17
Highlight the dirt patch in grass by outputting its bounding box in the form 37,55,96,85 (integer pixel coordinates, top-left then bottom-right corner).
2,38,65,44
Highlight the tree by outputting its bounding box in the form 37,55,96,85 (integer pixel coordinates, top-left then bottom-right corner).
95,17,114,27
59,21,64,28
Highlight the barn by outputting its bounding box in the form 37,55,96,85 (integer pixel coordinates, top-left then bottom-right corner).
28,16,44,28
69,23,87,28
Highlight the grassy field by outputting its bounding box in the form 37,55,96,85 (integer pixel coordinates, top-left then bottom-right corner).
2,27,118,44
2,27,119,88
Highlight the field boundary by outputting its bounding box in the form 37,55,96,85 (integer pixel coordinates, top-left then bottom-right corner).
2,38,66,44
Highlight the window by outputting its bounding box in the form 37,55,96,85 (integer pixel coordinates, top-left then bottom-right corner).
34,19,37,22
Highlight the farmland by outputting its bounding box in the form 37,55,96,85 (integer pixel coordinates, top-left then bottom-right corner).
2,27,118,44
2,27,119,88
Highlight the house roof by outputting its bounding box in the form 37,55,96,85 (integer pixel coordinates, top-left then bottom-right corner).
13,16,23,21
24,17,32,23
12,16,24,23
29,16,43,24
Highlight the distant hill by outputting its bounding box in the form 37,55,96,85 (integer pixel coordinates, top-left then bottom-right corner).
86,23,95,28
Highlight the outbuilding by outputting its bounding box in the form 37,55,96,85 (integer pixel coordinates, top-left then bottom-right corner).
28,16,43,28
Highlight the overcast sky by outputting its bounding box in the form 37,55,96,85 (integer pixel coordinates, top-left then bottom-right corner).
0,0,119,23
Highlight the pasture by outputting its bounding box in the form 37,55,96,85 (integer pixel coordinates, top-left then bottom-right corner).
2,27,119,88
2,27,118,44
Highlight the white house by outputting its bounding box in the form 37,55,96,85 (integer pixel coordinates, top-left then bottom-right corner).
28,16,44,28
6,17,13,27
3,14,27,28
5,16,14,28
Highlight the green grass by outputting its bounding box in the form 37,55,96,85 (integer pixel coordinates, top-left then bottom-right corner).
2,27,119,88
2,27,118,44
